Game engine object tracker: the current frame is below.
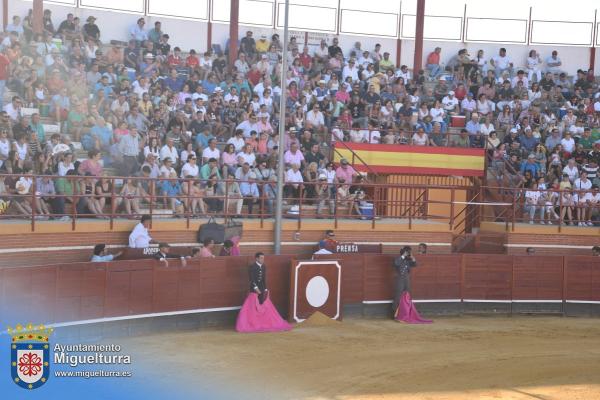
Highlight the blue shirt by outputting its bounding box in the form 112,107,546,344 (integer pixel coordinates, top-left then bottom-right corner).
91,125,112,148
160,181,181,196
519,134,539,152
164,76,184,92
520,160,540,176
466,120,480,135
195,133,214,149
94,82,114,98
91,254,114,262
240,182,259,197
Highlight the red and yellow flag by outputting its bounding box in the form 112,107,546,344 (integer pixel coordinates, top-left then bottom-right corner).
333,143,485,176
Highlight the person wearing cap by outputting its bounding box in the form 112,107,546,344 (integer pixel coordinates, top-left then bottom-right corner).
255,34,270,54
83,16,100,42
154,243,188,266
158,157,175,179
91,244,122,262
335,158,357,184
520,154,541,178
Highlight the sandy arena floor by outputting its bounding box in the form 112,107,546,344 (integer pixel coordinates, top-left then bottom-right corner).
123,316,600,400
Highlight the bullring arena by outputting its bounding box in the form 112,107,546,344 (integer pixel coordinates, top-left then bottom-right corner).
1,0,600,398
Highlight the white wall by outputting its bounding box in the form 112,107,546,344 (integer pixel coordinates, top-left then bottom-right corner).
6,0,594,75
8,0,208,52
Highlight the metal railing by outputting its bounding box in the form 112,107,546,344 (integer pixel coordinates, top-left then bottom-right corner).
1,173,598,233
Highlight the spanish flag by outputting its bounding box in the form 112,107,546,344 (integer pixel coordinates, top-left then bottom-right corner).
333,143,485,177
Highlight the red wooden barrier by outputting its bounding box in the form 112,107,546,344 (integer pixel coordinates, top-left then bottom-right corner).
2,255,600,326
462,255,513,301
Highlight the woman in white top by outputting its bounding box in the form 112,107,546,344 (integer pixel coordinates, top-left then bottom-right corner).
143,137,161,160
528,82,542,102
58,153,75,176
429,100,445,123
526,50,542,83
479,114,495,136
179,142,196,164
429,100,446,133
180,154,199,178
411,129,429,146
361,64,375,81
476,94,493,116
417,103,430,122
475,49,488,74
13,137,29,161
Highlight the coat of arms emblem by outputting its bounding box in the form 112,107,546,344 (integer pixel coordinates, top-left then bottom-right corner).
9,323,53,390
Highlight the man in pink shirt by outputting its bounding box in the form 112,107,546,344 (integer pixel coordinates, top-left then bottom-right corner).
335,159,357,184
284,142,305,168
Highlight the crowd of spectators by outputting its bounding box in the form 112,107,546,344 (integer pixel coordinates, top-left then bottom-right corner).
0,8,599,224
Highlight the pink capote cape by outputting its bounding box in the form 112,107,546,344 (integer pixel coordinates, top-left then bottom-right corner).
394,292,433,324
235,292,293,333
230,236,241,256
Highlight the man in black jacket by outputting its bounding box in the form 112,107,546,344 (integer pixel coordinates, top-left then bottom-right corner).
392,246,417,315
154,243,187,266
249,252,267,304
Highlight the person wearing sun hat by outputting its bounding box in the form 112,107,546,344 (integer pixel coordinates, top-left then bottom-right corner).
83,16,100,42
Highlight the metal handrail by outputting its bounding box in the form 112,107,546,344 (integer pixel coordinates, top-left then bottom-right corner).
1,174,598,232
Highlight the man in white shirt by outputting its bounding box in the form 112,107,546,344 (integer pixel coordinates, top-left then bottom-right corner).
491,48,513,78
342,59,359,83
524,182,541,224
3,96,22,121
461,92,476,118
357,51,373,69
442,91,459,114
511,70,529,89
395,65,411,82
306,104,326,133
128,214,154,248
160,137,179,165
227,129,246,152
0,129,9,169
202,138,220,164
313,40,329,61
545,50,562,75
587,186,600,225
284,163,303,203
236,114,260,138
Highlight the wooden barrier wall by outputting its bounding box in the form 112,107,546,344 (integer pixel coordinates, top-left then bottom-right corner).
1,254,600,325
